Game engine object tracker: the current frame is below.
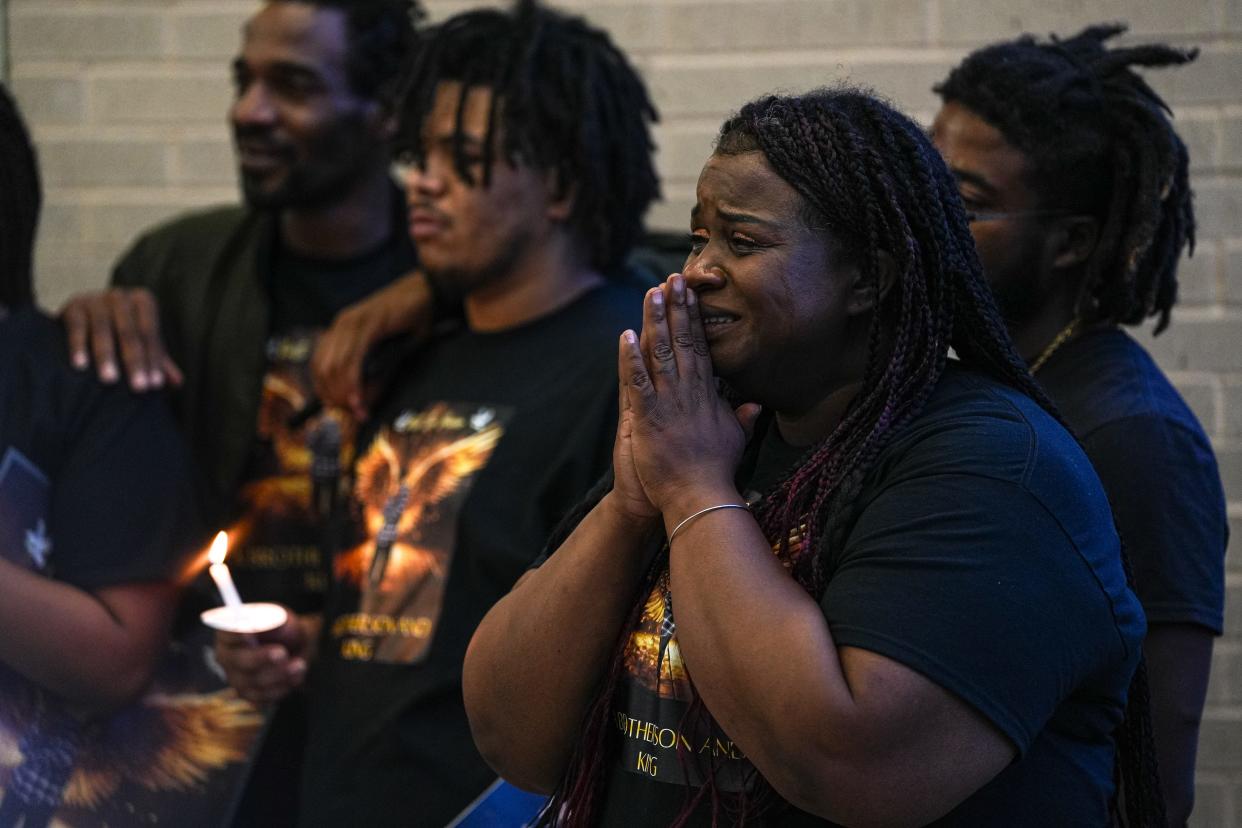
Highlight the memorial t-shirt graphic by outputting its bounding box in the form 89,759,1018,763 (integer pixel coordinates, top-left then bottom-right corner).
231,331,356,609
0,451,263,827
331,402,509,665
615,565,753,793
614,529,806,795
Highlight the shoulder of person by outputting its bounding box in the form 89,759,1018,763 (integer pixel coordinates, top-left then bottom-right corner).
8,307,88,392
1044,327,1202,434
113,203,266,283
871,366,1072,478
3,306,185,472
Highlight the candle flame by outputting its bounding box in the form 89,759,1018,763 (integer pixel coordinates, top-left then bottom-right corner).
207,531,230,566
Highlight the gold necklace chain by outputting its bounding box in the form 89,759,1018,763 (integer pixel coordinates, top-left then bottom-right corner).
1029,319,1079,374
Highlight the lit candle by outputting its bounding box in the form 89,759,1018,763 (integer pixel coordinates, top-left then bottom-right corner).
207,531,243,608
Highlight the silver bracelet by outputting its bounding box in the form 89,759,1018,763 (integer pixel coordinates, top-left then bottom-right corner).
667,503,750,546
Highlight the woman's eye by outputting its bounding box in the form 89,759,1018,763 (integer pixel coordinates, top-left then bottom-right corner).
688,234,708,253
730,235,761,251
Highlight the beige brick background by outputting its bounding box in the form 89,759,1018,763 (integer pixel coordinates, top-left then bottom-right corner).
5,0,1240,822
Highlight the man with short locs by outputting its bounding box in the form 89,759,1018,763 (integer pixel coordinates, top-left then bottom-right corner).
932,25,1228,825
215,2,661,824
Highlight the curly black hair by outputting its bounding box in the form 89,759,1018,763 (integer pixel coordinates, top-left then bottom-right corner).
283,0,422,107
936,23,1196,334
0,83,41,309
394,0,660,273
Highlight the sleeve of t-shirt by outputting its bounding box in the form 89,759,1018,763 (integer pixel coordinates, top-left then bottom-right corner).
1079,415,1227,634
822,472,1136,755
50,382,199,590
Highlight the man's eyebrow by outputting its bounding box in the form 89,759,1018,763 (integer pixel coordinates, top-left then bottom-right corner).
271,60,327,81
231,56,326,83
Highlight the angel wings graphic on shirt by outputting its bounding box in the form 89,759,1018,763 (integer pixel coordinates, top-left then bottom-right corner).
336,405,504,594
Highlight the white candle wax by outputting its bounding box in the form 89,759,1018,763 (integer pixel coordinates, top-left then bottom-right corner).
209,562,244,607
205,530,243,608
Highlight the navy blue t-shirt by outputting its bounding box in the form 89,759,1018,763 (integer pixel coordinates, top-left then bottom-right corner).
598,364,1145,827
1036,327,1227,633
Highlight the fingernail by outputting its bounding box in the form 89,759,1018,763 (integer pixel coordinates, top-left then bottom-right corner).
624,330,637,344
651,289,663,306
687,287,697,306
150,370,164,388
132,371,148,391
290,659,307,675
100,362,118,383
72,352,88,370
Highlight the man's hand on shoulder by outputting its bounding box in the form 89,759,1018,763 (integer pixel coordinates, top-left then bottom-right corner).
312,271,434,421
59,287,183,392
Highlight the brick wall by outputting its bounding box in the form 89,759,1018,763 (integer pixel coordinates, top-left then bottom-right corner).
6,0,1240,822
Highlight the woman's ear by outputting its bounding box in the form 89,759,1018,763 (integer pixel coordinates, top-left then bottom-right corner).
846,249,898,315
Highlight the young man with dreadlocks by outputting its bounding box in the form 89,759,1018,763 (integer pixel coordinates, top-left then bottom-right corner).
215,3,659,825
0,84,197,827
931,25,1227,824
465,87,1165,826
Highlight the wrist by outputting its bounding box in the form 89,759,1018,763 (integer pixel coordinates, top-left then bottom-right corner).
661,483,747,535
600,490,661,530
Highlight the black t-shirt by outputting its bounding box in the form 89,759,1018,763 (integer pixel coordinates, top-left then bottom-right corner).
0,306,195,591
225,225,418,827
0,306,196,784
228,228,418,613
301,282,645,827
1036,327,1227,633
268,232,415,333
597,364,1145,827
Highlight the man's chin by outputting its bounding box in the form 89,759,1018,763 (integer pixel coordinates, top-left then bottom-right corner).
238,171,295,210
421,262,499,299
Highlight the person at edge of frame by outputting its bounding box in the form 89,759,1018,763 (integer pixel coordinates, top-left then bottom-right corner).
931,25,1227,827
0,83,197,828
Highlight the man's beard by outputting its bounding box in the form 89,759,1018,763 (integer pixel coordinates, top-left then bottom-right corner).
420,227,534,303
236,113,376,211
